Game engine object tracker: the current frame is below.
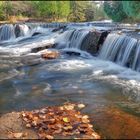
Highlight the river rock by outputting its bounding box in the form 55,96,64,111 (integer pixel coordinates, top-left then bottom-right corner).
96,31,110,51
32,32,42,37
41,50,60,59
80,30,102,54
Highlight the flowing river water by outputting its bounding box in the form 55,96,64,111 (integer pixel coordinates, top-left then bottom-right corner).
0,23,140,138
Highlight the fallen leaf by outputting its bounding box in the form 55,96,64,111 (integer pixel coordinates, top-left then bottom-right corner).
63,103,75,110
63,117,69,123
45,135,54,139
59,106,64,110
13,132,23,138
82,115,89,119
21,112,26,117
77,104,85,109
53,128,62,134
26,123,31,128
63,125,73,130
92,132,101,139
82,115,90,123
32,120,37,126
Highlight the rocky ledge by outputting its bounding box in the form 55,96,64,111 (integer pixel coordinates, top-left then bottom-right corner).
0,103,100,139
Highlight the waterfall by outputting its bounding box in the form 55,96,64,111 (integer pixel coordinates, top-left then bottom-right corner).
132,41,140,72
0,24,15,41
99,33,139,71
56,29,89,50
0,24,30,41
68,29,89,49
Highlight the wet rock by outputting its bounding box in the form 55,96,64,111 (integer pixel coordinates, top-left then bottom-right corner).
32,32,42,37
0,112,38,139
31,44,54,53
52,25,67,32
41,50,60,59
62,50,81,56
0,103,100,139
14,24,30,38
14,24,21,38
96,31,110,51
80,30,102,55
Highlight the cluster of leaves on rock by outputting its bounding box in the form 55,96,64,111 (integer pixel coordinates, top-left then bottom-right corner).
104,1,140,22
0,1,107,22
21,103,100,139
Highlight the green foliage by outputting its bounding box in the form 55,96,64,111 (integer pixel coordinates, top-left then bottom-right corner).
56,1,70,19
3,1,13,18
94,3,108,21
32,1,70,21
68,1,86,22
122,1,140,20
104,1,127,22
84,2,95,21
68,1,99,22
0,1,106,22
0,2,5,20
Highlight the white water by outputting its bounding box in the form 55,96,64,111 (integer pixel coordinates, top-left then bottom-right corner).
0,24,140,102
0,24,15,41
99,33,140,72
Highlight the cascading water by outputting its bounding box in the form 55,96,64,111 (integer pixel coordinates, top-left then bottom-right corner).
54,28,94,58
55,29,89,50
68,29,89,49
99,33,140,72
0,24,15,41
132,41,140,72
0,24,30,42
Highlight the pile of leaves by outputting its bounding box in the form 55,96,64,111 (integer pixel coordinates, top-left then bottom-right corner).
21,103,100,139
41,50,60,60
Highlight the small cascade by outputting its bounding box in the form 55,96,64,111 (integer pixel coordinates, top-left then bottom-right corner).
68,29,89,49
55,29,89,50
99,33,125,60
132,41,140,72
116,37,137,67
0,24,31,42
0,24,15,41
99,33,140,71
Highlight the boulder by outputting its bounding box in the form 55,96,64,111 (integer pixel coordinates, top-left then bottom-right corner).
80,30,102,54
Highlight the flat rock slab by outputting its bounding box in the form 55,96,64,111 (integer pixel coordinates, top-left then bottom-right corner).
0,103,100,139
0,112,38,139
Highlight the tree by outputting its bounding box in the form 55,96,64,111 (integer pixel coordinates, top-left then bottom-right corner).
2,1,13,19
84,2,95,21
0,1,5,20
122,1,140,20
68,1,94,22
56,1,70,20
104,1,127,22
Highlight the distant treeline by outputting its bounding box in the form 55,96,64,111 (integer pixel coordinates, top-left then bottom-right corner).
0,1,107,22
0,1,139,23
104,1,140,22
